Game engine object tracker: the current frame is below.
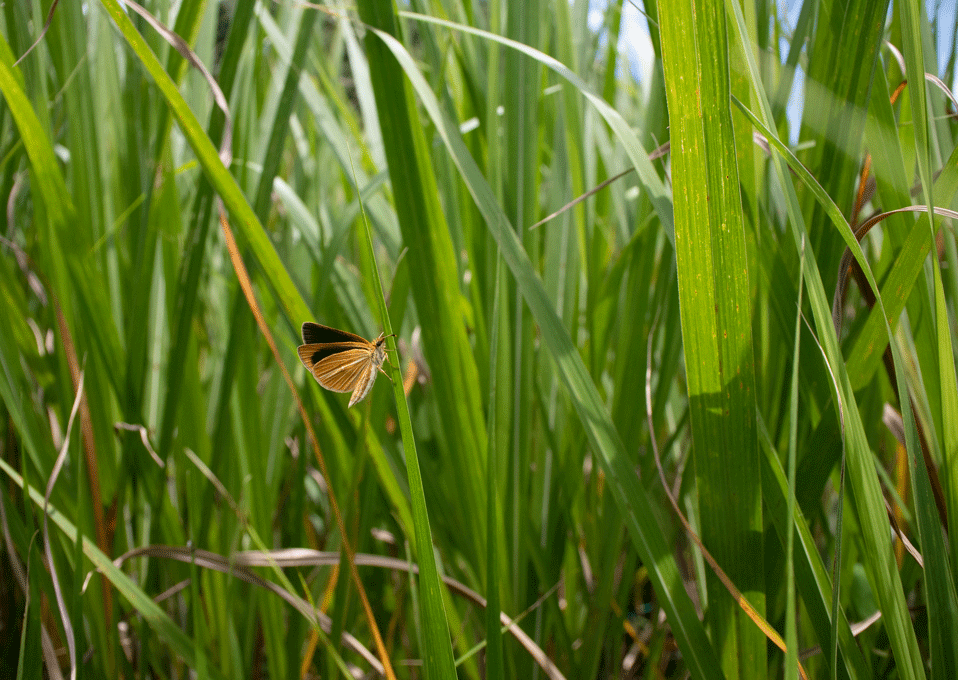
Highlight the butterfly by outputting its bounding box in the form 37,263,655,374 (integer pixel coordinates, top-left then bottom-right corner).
298,322,395,407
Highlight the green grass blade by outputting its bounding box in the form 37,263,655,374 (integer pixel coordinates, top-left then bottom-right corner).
0,457,220,677
399,13,675,242
757,418,870,679
797,0,890,289
484,257,505,680
97,0,311,325
357,1,489,587
356,141,459,679
5,2,956,676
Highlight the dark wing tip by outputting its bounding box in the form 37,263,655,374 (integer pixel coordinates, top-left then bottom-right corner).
302,321,367,345
301,321,318,343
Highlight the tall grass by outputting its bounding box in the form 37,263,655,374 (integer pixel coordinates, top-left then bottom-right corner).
1,0,956,678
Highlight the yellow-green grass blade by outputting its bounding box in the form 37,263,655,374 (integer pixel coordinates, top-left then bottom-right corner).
252,7,317,222
97,0,310,325
660,2,764,676
399,13,675,243
0,455,220,678
484,257,505,680
844,69,948,392
246,10,321,674
0,32,128,667
758,418,870,680
88,5,407,675
6,1,953,676
784,236,803,680
352,2,478,675
501,0,541,630
161,0,257,546
797,0,891,289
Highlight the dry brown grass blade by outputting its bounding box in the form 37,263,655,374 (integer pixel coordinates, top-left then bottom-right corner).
98,544,384,675
118,0,234,166
98,543,567,679
832,205,958,337
42,367,85,679
217,547,567,680
217,208,398,680
832,203,957,534
13,0,59,67
114,422,164,469
529,141,670,230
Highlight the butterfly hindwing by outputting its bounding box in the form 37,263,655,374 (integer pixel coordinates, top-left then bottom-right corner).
348,361,378,407
313,348,374,393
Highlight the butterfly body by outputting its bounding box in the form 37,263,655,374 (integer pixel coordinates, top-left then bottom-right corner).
298,322,393,407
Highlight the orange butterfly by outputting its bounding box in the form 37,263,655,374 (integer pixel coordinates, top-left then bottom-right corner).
298,322,394,407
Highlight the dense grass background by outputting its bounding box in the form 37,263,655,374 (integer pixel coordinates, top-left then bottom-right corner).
2,0,957,677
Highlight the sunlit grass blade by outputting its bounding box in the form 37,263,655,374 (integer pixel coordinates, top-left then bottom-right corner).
660,3,763,675
898,0,958,672
757,418,871,679
357,4,489,600
484,256,505,680
4,2,956,676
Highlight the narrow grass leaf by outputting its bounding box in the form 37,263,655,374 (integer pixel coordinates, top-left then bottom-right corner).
0,459,220,678
660,2,764,675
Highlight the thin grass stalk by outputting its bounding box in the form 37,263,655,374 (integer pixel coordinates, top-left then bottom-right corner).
243,12,320,671
218,210,398,679
798,0,890,289
785,242,805,680
356,0,489,580
501,9,540,647
485,255,505,680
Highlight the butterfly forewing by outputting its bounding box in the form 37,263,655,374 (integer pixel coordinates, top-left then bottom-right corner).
299,340,371,368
